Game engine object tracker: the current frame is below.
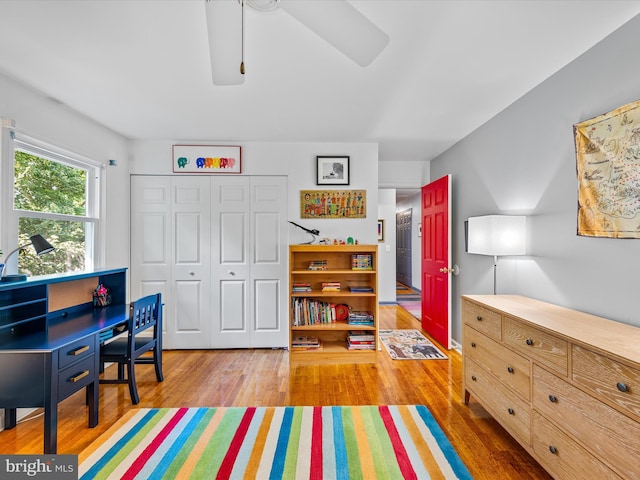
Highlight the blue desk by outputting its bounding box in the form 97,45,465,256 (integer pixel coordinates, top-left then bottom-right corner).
0,268,128,453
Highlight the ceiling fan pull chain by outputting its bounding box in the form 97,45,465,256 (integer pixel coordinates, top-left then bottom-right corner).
240,0,245,75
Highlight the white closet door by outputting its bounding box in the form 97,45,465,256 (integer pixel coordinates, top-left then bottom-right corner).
250,176,288,347
131,175,211,349
211,176,288,348
170,176,211,349
130,176,171,340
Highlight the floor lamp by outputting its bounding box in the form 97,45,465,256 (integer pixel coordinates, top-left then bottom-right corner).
467,215,526,294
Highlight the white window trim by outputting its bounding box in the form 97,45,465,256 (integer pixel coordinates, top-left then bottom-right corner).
0,123,103,273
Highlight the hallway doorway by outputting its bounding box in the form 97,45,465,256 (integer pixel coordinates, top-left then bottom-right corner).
396,208,412,287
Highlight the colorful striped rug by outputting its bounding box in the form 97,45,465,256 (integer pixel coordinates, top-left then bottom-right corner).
79,405,472,479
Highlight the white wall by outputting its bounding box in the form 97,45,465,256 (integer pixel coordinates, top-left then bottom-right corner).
431,14,640,343
0,73,130,274
377,188,396,303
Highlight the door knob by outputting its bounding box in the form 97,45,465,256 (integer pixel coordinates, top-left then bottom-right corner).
439,265,460,276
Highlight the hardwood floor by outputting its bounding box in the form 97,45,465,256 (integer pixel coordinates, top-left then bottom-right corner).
0,305,551,479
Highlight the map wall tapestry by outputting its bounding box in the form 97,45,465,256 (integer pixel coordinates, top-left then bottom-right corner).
574,99,640,238
300,190,366,218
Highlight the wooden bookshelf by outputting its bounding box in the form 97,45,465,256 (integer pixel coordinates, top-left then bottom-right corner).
289,244,378,364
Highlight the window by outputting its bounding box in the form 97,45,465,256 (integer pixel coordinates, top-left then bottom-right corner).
9,138,101,276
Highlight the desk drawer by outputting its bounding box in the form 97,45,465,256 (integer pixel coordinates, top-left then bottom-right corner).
57,355,95,401
462,299,502,341
58,337,95,369
572,345,640,420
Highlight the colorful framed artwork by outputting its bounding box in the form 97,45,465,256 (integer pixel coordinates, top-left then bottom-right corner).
172,144,242,173
300,190,366,218
377,219,384,242
316,156,350,185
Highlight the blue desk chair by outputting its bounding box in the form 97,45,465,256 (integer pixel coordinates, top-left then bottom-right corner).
99,293,164,404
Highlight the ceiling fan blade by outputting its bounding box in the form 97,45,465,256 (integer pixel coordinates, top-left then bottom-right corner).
204,0,244,85
279,0,389,67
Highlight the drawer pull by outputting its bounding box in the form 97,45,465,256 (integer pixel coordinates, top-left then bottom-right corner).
549,395,558,403
471,342,476,348
507,366,514,374
471,375,477,382
549,446,558,455
69,345,90,356
525,338,534,346
70,370,90,383
616,382,629,393
507,408,515,415
476,316,482,321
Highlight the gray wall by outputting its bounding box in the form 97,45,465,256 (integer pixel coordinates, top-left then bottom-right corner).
431,14,640,343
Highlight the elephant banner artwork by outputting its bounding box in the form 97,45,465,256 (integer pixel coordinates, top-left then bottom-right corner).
172,144,242,173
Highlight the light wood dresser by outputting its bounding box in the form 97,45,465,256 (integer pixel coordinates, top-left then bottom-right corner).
462,295,640,479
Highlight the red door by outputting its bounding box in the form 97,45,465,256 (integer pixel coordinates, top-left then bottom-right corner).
421,175,451,349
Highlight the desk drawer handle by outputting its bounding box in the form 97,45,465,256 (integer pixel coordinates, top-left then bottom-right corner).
70,370,90,383
617,382,629,393
471,375,477,382
507,408,515,415
549,446,558,455
471,342,476,348
69,345,90,356
525,338,534,346
507,366,514,374
476,315,482,321
549,395,558,403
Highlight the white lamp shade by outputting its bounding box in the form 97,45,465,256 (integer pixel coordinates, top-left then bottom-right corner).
468,215,526,256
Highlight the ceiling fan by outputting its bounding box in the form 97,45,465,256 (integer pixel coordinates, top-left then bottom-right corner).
204,0,389,85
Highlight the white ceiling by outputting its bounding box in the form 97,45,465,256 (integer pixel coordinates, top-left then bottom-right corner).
0,1,639,164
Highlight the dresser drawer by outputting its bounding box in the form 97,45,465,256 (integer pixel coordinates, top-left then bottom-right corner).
57,354,95,401
464,325,530,401
533,365,640,478
503,316,568,376
465,356,531,446
532,412,623,480
572,345,640,420
58,336,95,369
462,299,502,341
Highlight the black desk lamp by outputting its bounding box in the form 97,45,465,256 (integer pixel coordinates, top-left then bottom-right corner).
288,221,320,245
1,234,55,283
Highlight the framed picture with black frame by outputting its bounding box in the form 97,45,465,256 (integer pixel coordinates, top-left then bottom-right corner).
316,156,350,185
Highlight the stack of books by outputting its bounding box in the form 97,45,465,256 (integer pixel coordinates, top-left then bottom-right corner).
347,310,374,326
292,282,312,293
307,260,328,270
351,254,373,270
291,335,322,350
347,330,376,350
321,282,341,292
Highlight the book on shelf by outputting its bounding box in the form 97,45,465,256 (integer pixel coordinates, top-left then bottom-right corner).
346,338,376,350
351,254,373,270
291,297,337,326
348,285,373,293
347,310,374,326
321,282,341,292
348,330,375,342
292,336,323,350
292,283,312,293
307,260,328,270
